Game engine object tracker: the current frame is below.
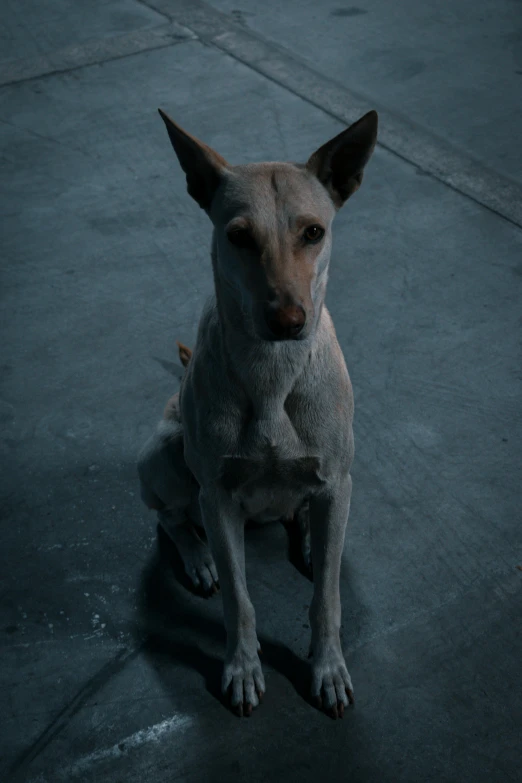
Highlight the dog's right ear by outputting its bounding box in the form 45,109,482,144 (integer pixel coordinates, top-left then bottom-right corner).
158,109,228,212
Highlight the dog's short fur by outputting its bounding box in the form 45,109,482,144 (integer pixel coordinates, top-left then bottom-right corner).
138,108,378,718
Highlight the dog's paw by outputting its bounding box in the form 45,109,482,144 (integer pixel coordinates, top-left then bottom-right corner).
183,545,219,596
159,515,220,597
222,645,265,717
310,646,354,719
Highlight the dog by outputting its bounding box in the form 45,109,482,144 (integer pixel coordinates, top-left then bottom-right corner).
138,107,378,718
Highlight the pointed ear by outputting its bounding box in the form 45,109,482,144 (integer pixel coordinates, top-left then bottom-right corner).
158,108,229,212
306,110,378,208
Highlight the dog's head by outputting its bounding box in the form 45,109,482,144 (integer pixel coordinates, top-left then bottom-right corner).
158,108,377,341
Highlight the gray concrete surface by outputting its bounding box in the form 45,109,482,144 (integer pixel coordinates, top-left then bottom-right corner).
0,0,166,63
207,0,522,187
1,1,521,781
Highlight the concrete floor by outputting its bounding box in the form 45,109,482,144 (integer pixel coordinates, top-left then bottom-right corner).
1,1,521,781
209,0,522,186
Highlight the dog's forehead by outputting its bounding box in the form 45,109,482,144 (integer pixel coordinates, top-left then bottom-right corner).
217,162,334,224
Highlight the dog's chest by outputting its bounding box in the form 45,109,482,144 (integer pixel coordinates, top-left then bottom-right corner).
182,320,350,517
217,394,324,521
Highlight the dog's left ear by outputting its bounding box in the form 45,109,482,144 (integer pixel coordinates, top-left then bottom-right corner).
306,110,378,208
158,108,229,213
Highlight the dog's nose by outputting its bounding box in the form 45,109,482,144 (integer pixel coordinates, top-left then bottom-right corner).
264,303,306,339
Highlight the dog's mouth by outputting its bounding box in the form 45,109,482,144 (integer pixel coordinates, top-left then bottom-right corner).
262,329,308,342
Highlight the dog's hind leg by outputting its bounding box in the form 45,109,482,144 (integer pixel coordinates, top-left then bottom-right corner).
296,501,312,577
137,403,219,596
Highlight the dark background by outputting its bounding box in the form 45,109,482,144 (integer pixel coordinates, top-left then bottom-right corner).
1,1,521,781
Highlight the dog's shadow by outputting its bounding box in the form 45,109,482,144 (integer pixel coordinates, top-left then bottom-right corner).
135,522,366,712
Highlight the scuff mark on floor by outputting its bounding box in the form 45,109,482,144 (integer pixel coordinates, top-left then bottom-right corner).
51,714,193,780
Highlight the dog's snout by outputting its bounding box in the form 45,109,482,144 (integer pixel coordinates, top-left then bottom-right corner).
264,303,306,339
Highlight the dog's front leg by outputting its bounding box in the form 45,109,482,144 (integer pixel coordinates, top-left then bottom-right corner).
199,488,265,716
308,472,354,719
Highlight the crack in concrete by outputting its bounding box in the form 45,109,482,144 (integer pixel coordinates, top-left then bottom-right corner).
6,641,146,782
0,23,196,88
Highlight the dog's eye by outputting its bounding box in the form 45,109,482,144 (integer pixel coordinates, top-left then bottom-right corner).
227,228,257,250
303,225,325,243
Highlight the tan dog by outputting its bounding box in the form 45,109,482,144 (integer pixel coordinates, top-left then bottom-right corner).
138,108,378,718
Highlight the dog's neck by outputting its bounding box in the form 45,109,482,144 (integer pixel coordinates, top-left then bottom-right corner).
211,237,326,424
